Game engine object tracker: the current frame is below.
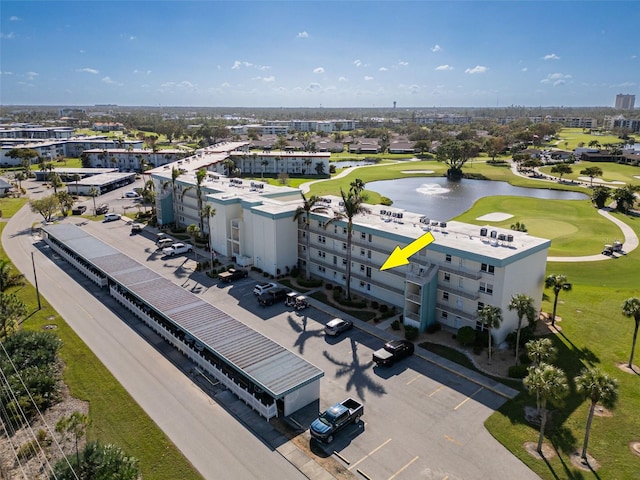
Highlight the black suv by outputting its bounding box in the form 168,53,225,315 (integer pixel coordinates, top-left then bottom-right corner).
258,287,292,306
96,203,109,215
71,205,87,215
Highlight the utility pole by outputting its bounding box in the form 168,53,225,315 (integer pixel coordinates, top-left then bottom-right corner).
31,251,42,310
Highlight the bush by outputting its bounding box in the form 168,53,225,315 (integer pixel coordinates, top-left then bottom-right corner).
508,365,528,379
391,320,401,331
379,304,389,313
404,325,419,341
457,326,476,346
473,344,484,355
326,283,333,290
474,330,490,348
426,322,442,334
371,300,380,310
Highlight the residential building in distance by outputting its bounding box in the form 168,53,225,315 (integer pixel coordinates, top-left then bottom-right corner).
81,148,188,171
615,94,636,110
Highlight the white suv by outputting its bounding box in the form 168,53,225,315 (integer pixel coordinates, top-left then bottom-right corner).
253,282,277,296
162,242,193,256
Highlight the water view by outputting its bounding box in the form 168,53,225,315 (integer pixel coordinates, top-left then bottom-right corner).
367,177,588,221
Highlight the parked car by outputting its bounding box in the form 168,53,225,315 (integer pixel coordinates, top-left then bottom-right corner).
103,213,121,223
96,203,109,215
257,287,292,306
156,238,175,250
324,318,353,336
372,340,415,367
130,223,143,233
124,191,141,198
162,242,193,256
218,268,249,283
71,205,87,215
253,282,277,296
310,398,364,444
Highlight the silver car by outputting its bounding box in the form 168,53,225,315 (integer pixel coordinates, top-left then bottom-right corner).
324,318,354,336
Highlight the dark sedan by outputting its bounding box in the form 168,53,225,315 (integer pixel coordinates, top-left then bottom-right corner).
372,340,415,366
257,287,292,306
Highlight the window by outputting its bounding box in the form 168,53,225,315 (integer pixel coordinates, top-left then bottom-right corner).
444,272,451,282
360,264,365,271
360,281,365,287
317,251,325,258
442,292,449,301
318,221,326,228
479,282,493,295
318,266,326,273
342,258,347,265
481,263,495,274
366,266,372,278
361,232,366,240
477,302,485,311
458,278,463,288
367,249,372,259
360,248,365,256
445,254,452,263
342,243,347,250
318,235,326,244
343,227,347,235
333,255,337,265
334,226,338,234
368,233,373,242
441,311,448,319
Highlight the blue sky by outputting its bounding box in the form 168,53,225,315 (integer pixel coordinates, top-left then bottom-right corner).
1,1,638,108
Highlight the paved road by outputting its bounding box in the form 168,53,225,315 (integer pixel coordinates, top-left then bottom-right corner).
2,187,306,480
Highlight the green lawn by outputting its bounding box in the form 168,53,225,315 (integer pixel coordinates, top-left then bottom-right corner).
540,161,640,186
554,128,627,151
0,212,203,480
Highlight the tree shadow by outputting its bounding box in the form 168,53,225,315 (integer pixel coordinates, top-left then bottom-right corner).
287,314,323,355
323,337,386,401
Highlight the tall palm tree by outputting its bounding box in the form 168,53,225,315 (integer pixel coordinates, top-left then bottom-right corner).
0,259,25,292
508,294,536,366
161,167,181,227
324,187,367,300
141,179,156,214
478,305,502,361
181,168,208,232
72,173,81,196
261,159,268,179
526,338,557,367
575,367,618,461
292,193,327,281
88,187,99,216
186,224,201,264
201,205,217,270
48,172,63,195
251,153,258,177
544,274,572,327
524,363,569,454
622,297,640,368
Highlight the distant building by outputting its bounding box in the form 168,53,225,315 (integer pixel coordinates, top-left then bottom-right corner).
615,94,635,110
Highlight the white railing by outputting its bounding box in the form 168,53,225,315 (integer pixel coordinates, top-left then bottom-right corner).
109,287,278,420
46,240,108,287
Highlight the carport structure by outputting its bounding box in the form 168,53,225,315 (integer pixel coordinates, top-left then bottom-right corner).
41,223,323,418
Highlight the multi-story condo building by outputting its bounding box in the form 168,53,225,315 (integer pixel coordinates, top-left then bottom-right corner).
615,94,635,110
81,148,187,171
151,155,550,345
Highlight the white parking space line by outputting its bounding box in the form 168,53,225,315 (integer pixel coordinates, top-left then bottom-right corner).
388,455,419,480
429,385,444,397
406,374,421,385
453,386,484,411
348,438,392,471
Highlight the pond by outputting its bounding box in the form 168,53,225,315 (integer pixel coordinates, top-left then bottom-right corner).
367,177,588,221
332,160,377,169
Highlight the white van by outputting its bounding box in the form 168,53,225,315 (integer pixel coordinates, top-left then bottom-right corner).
156,238,174,250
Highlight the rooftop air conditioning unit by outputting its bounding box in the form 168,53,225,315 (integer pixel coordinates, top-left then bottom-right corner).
480,227,488,236
490,230,498,239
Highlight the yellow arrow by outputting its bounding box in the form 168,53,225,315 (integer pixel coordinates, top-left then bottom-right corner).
380,232,435,271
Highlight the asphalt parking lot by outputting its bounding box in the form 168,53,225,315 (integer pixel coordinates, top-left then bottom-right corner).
76,218,538,480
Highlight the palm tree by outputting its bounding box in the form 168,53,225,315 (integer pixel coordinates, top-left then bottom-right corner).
88,187,99,216
161,167,181,226
251,153,258,177
0,259,25,292
201,205,217,270
524,363,569,454
223,158,235,177
186,224,201,264
326,188,367,300
508,294,536,366
622,297,640,368
292,193,327,281
478,305,502,361
261,159,268,179
0,292,27,338
141,179,156,214
48,172,64,194
575,367,618,462
544,274,572,327
580,166,603,186
72,173,81,196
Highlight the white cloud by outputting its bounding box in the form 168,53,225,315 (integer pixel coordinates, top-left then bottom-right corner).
398,60,409,67
101,76,123,86
338,76,347,82
313,67,324,74
232,60,252,70
254,76,275,82
0,32,16,39
26,71,39,80
129,36,136,41
133,69,151,75
306,83,321,92
465,65,488,74
364,76,374,81
409,84,420,94
179,81,193,88
521,67,528,72
78,68,99,74
435,64,453,71
297,31,309,38
431,44,441,52
353,59,363,67
0,71,14,75
9,16,20,21
540,72,572,86
379,67,388,72
543,53,560,60
79,49,85,54
220,82,230,88
160,81,175,88
608,81,636,88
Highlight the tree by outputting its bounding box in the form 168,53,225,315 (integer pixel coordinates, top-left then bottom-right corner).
575,367,618,461
478,305,503,361
51,441,140,480
56,191,75,217
544,274,572,327
612,185,638,214
223,158,236,177
293,193,328,281
324,184,367,300
621,297,640,368
261,159,269,179
588,140,601,149
48,172,64,194
315,161,326,175
201,205,217,270
13,171,26,191
508,294,536,366
0,292,27,338
0,259,25,292
182,168,208,232
580,166,603,186
591,185,611,209
436,140,478,179
162,166,182,226
6,148,38,174
56,412,90,466
72,173,81,196
141,179,156,214
30,194,59,222
484,136,506,160
526,338,557,367
523,363,569,454
550,163,572,180
88,187,99,216
186,223,200,264
414,140,431,155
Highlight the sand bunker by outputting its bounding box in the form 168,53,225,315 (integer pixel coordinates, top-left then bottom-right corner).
577,177,625,185
402,170,434,174
476,212,514,221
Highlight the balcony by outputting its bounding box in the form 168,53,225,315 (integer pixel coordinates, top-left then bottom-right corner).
439,284,480,301
439,264,482,280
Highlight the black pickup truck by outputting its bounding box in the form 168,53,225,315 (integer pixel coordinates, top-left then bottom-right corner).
257,287,291,306
372,340,415,367
310,398,364,444
218,268,249,283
